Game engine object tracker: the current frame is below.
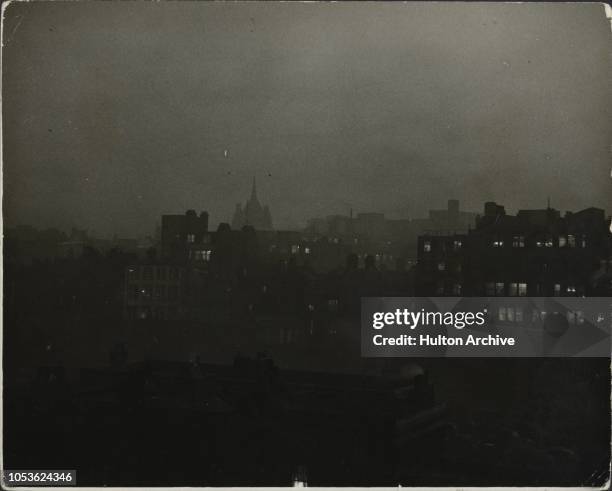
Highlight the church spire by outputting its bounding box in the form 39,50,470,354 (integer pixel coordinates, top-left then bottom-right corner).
232,176,272,230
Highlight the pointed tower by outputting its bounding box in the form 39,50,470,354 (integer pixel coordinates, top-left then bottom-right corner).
232,176,273,230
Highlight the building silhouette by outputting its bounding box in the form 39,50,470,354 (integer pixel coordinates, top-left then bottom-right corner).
416,202,612,297
161,209,210,262
410,199,478,234
127,201,611,322
304,200,478,268
231,177,273,231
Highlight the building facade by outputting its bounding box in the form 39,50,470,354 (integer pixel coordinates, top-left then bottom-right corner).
124,264,185,320
416,203,612,297
161,209,211,263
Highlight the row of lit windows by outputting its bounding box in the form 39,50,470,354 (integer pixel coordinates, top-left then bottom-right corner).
435,283,463,295
434,282,574,297
188,249,211,261
485,282,528,296
496,308,586,325
268,244,312,254
404,279,581,297
423,235,588,252
497,306,524,322
290,245,311,255
484,282,579,296
493,235,587,249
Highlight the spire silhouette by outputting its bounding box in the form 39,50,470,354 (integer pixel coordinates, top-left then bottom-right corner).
231,176,272,230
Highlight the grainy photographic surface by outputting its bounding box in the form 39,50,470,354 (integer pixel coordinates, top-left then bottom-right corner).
3,1,611,487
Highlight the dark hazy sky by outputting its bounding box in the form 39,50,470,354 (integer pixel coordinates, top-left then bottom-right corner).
3,2,611,237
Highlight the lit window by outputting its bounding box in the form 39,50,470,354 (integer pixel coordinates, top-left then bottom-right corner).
304,247,311,254
453,240,462,250
507,307,515,322
518,283,527,297
559,236,567,247
452,283,462,295
424,241,432,252
437,262,446,271
567,235,576,247
554,284,561,296
545,237,554,247
194,250,211,262
291,245,299,254
493,240,504,248
187,234,195,243
567,285,576,294
515,308,523,322
498,307,507,321
495,282,504,296
512,236,525,248
292,467,308,488
580,236,587,248
536,241,543,248
509,283,518,296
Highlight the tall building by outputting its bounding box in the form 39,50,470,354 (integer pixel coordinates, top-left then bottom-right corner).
232,177,273,231
161,209,210,262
